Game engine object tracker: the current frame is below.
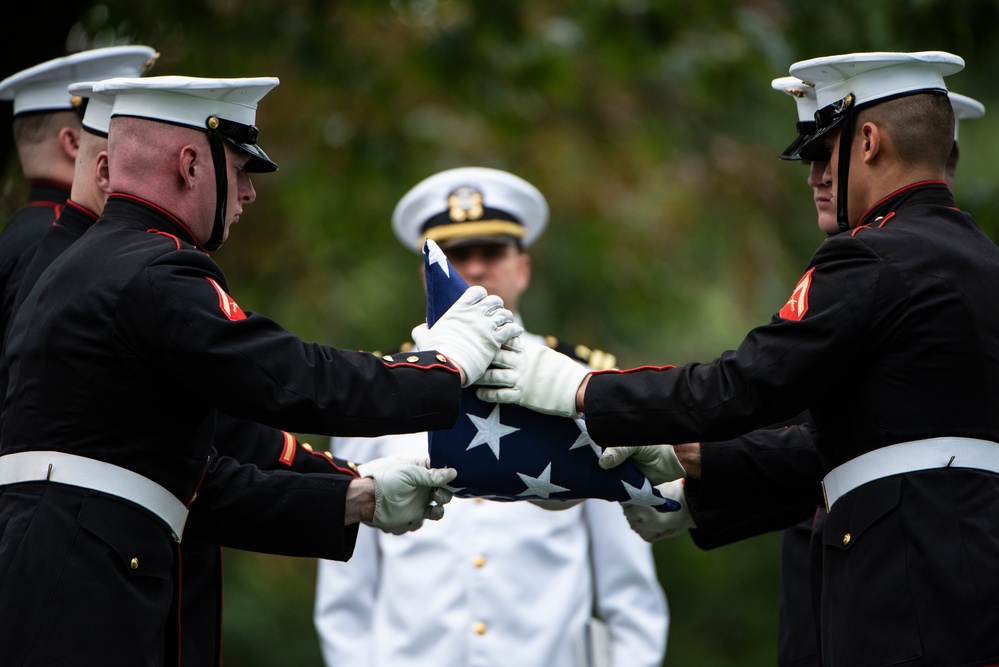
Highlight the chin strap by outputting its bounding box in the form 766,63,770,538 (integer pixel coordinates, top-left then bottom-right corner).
835,102,856,234
205,117,228,251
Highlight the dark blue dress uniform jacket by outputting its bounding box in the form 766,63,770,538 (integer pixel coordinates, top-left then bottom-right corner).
0,181,69,338
9,197,379,666
683,421,823,667
585,182,999,667
0,194,462,666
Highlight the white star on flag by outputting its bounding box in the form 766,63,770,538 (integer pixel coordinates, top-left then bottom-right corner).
516,463,571,498
426,239,450,277
466,404,520,459
622,478,668,507
569,424,601,456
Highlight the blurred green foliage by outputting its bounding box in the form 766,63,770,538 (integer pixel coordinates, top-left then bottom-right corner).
5,1,999,664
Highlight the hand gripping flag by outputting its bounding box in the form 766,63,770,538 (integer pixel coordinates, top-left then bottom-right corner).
424,240,679,511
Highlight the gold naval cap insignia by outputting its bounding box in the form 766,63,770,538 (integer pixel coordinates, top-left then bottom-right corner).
447,186,484,222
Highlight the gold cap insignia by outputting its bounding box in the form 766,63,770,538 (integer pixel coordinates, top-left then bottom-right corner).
447,186,484,222
142,52,161,74
70,95,84,109
207,116,220,130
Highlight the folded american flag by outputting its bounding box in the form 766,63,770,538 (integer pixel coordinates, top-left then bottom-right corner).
424,240,679,511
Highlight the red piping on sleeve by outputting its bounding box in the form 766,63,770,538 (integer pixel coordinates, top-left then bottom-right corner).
382,361,460,373
590,364,676,376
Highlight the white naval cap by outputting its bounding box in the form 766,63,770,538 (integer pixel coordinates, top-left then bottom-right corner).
771,76,818,123
67,81,115,137
789,51,964,158
790,51,963,115
771,76,823,161
949,92,985,141
0,46,158,117
392,167,549,253
93,75,280,172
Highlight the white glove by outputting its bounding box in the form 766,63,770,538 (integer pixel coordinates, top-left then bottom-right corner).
412,286,522,387
475,337,590,418
623,480,695,542
357,456,457,529
597,444,686,485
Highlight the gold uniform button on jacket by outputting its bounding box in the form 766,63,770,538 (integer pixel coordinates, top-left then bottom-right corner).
436,353,447,363
843,532,851,546
302,443,313,451
130,557,139,570
406,355,420,363
473,621,488,635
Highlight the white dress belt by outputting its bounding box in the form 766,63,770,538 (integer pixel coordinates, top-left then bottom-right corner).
0,450,189,541
821,436,999,512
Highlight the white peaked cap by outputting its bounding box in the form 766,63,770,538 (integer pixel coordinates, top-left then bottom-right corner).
94,75,281,172
67,81,115,136
789,51,964,111
0,46,157,116
949,92,985,141
393,167,549,253
95,75,278,129
771,76,818,122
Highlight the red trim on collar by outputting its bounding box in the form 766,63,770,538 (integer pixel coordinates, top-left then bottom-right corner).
858,180,947,224
64,199,99,221
110,193,208,252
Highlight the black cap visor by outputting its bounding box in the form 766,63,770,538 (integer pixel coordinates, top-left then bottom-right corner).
226,138,278,173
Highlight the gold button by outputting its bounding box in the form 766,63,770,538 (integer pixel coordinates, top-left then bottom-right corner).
130,557,139,570
407,355,420,363
843,533,851,546
302,443,313,452
383,354,394,361
473,554,486,568
190,492,198,503
347,461,358,472
475,498,485,504
473,621,488,635
324,451,333,459
436,353,447,363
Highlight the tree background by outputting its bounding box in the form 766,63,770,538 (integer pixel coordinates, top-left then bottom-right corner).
4,1,999,664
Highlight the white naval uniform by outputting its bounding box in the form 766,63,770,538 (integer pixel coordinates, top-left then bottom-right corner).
313,331,669,667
